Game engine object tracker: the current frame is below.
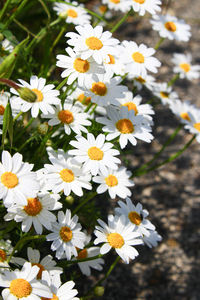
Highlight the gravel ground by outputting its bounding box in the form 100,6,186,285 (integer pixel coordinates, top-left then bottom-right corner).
82,1,200,299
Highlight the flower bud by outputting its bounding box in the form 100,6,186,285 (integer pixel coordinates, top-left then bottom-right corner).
65,195,74,205
37,122,49,135
46,139,52,147
17,87,37,102
94,286,104,297
0,34,4,42
59,11,69,19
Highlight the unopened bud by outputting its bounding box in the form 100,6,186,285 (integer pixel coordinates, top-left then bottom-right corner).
0,34,4,42
59,11,69,19
94,286,104,297
46,139,52,147
65,195,74,205
18,87,37,102
38,122,49,135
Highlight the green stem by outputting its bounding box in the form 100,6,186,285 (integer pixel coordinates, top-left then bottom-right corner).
49,26,66,54
8,235,46,263
13,111,23,122
90,104,97,115
135,134,196,176
18,133,38,151
72,192,97,215
13,18,36,37
133,124,183,176
154,37,165,50
111,9,132,33
0,0,12,22
56,77,68,90
84,103,93,113
60,254,104,267
168,73,180,87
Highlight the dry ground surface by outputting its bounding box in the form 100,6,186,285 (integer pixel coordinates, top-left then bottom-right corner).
80,0,200,299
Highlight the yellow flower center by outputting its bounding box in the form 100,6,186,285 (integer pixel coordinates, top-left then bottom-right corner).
160,91,169,98
59,226,73,242
135,76,146,84
67,9,78,18
105,175,118,187
32,89,44,102
1,172,19,189
0,104,5,115
60,169,74,182
194,123,200,132
58,110,74,124
88,146,104,160
0,249,7,262
10,278,32,298
132,52,144,64
77,248,88,259
180,112,190,121
73,58,90,73
77,93,91,105
24,198,42,216
133,0,145,3
32,263,45,279
164,21,177,32
107,233,124,248
99,5,107,13
179,63,190,73
123,102,138,114
107,54,115,64
91,82,107,96
42,294,58,300
128,211,142,225
116,118,134,133
86,37,103,50
110,0,120,4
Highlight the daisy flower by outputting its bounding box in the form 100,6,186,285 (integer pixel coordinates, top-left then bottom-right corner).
0,91,21,122
56,47,104,86
143,230,162,248
75,235,104,276
0,262,52,299
4,192,62,234
0,240,14,273
172,53,200,80
0,151,39,208
93,167,134,199
44,149,92,196
68,133,121,176
128,0,161,16
96,106,154,149
13,247,63,279
53,1,91,25
121,40,161,78
84,73,128,107
41,101,91,135
131,74,156,91
46,209,86,260
42,271,79,300
169,99,196,124
94,214,143,264
102,0,131,13
66,24,119,64
152,82,179,105
115,198,155,237
102,48,125,78
150,14,191,42
10,75,60,118
184,108,200,143
116,91,154,125
1,38,14,53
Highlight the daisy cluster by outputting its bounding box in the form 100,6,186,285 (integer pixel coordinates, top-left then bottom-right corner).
0,0,199,298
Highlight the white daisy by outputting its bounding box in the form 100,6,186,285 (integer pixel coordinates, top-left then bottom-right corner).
13,247,63,279
94,214,143,264
41,101,91,135
53,1,91,25
1,39,14,53
4,192,62,234
75,235,104,276
150,14,191,42
44,148,92,196
93,166,134,199
0,151,39,208
128,0,161,15
143,230,162,248
169,99,196,124
184,108,200,143
56,47,104,86
10,75,60,118
66,24,119,64
0,91,21,122
116,91,154,125
102,48,126,78
96,106,154,149
0,262,52,299
46,209,86,260
115,198,155,237
84,73,128,107
131,74,156,91
121,40,161,78
42,271,79,300
68,133,121,176
152,82,179,105
0,240,14,273
172,53,200,80
102,0,131,13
